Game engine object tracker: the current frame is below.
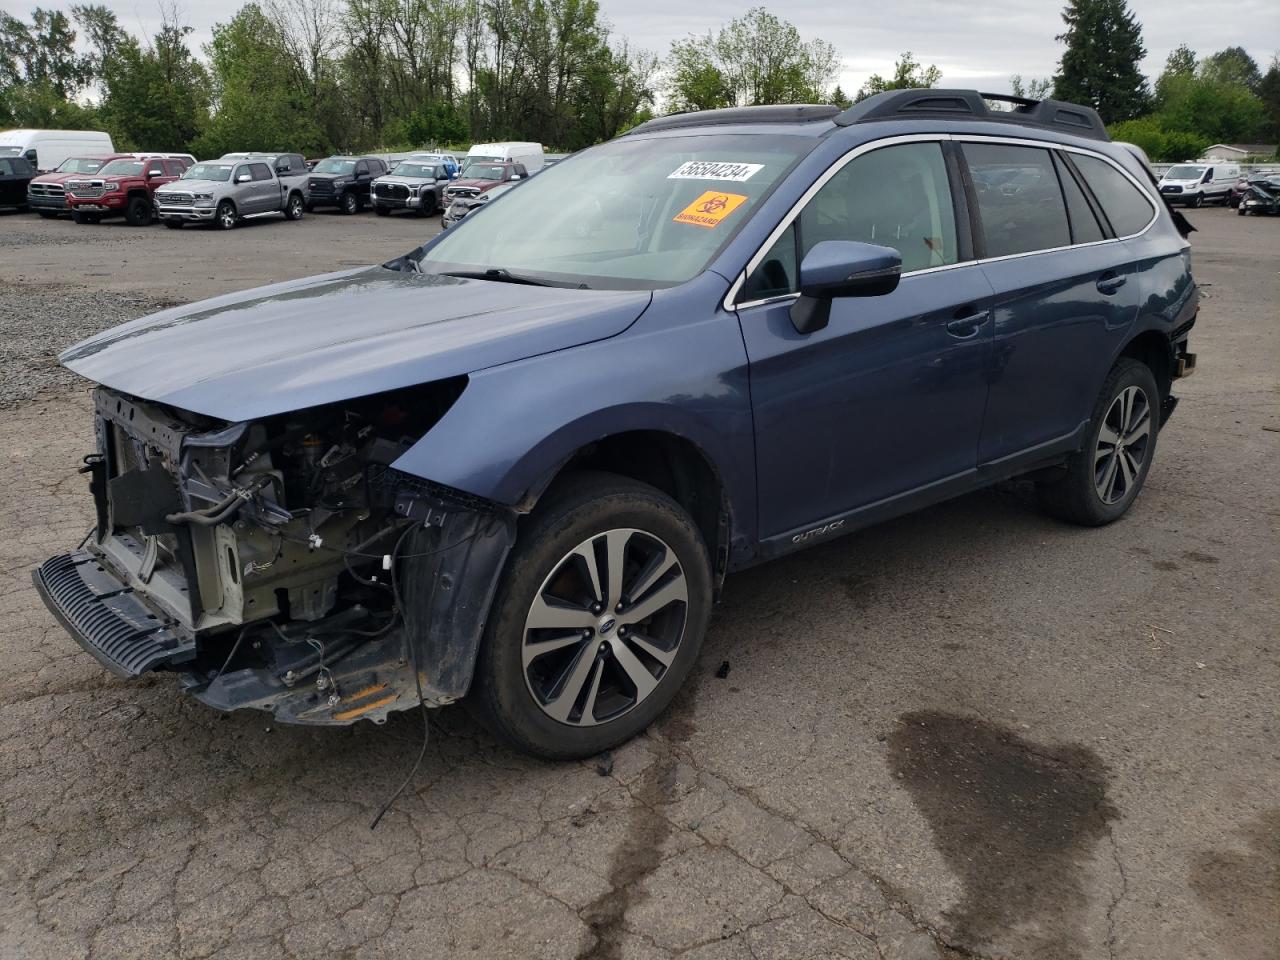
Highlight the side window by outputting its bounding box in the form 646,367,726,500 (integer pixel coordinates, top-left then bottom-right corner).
355,161,369,176
741,223,799,301
163,160,182,176
1052,152,1105,244
742,141,958,300
1202,167,1214,183
145,160,163,178
234,165,249,182
250,163,272,181
0,159,11,176
965,143,1069,258
1070,154,1156,238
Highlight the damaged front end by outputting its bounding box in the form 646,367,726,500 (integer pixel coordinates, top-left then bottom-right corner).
34,383,514,725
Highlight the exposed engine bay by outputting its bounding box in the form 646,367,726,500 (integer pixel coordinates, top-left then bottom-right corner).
36,383,515,725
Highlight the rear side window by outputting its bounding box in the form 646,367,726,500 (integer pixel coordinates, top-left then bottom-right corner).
163,160,183,176
250,163,272,181
965,143,1069,258
1071,155,1156,237
1052,152,1105,244
0,159,12,176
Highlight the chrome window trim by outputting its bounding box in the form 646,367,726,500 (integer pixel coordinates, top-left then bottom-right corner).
724,132,1160,313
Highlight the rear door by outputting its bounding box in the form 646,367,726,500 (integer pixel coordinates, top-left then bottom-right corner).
737,138,995,542
962,140,1143,466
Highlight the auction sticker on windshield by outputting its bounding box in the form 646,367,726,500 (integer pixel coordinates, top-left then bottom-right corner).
668,161,764,182
673,191,749,228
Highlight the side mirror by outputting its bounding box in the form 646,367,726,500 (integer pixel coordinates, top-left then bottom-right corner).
236,173,251,183
790,241,902,335
147,168,163,178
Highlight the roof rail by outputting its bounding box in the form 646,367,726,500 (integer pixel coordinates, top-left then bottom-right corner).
834,89,1109,141
627,104,841,135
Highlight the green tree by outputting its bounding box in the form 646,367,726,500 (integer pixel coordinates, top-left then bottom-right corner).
1154,43,1196,105
829,85,851,109
856,52,941,102
1198,46,1262,93
1258,57,1280,143
1010,74,1052,100
71,4,127,82
665,8,838,111
1052,0,1149,122
194,4,324,158
1107,117,1208,162
100,21,208,152
1156,74,1267,144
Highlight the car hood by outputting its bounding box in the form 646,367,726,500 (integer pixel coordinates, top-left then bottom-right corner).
450,178,504,191
31,171,83,185
60,266,651,421
159,179,224,192
375,175,441,187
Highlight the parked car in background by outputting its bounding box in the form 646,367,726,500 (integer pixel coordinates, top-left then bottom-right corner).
306,156,388,214
1158,162,1240,206
35,90,1198,759
441,180,518,228
66,155,191,225
155,159,307,229
462,141,544,174
0,129,114,171
402,152,460,178
1227,176,1253,208
219,152,311,203
371,160,452,217
1237,175,1280,216
27,154,133,217
442,161,528,207
0,155,36,209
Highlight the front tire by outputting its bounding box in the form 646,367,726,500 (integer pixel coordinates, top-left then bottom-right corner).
214,200,237,230
1037,358,1160,526
471,472,712,759
1190,193,1204,208
341,191,358,215
285,193,304,221
124,196,152,226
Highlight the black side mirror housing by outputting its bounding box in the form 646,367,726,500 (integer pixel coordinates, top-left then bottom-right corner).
790,240,903,334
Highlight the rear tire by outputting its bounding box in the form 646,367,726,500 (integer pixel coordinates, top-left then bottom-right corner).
470,472,712,759
124,196,152,226
1037,358,1160,526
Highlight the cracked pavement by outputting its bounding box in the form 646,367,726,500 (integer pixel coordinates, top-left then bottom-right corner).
1,207,1277,959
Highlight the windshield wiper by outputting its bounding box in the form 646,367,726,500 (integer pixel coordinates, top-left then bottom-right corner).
439,268,588,289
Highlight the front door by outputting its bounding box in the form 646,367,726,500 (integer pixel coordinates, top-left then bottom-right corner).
735,139,995,543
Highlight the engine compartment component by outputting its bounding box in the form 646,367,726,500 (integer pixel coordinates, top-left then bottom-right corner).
39,380,517,725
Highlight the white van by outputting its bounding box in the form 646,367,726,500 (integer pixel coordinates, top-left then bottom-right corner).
0,129,115,172
463,142,544,175
1157,162,1241,207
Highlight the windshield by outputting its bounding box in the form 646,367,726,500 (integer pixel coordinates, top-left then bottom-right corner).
0,146,19,157
183,163,234,181
314,158,356,175
462,155,501,171
393,163,440,179
99,159,144,177
418,133,812,290
1165,165,1206,179
57,157,107,174
465,164,508,181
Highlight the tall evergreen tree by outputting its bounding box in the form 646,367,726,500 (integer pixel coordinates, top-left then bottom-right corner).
1052,0,1149,122
1259,57,1280,144
1198,46,1262,93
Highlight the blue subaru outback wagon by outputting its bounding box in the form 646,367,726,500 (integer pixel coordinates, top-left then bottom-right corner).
37,90,1198,758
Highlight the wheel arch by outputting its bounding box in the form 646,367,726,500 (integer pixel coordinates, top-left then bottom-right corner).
536,430,731,593
1118,328,1174,403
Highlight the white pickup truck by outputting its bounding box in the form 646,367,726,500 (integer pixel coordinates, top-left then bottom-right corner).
155,157,307,230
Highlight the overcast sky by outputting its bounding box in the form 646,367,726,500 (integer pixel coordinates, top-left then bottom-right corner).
4,0,1278,98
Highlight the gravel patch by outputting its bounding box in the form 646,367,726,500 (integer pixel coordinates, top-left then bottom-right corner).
0,285,180,408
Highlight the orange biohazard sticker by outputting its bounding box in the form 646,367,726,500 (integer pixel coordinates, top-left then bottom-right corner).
673,191,749,228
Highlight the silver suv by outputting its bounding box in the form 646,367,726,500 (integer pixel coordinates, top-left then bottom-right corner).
155,159,307,230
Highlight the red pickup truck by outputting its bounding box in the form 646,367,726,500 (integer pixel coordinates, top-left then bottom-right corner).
65,154,193,225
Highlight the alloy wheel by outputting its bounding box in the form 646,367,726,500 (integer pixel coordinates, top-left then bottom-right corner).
1094,385,1151,505
217,204,236,230
522,528,688,727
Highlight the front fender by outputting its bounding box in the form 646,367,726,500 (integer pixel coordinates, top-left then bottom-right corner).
391,276,758,557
